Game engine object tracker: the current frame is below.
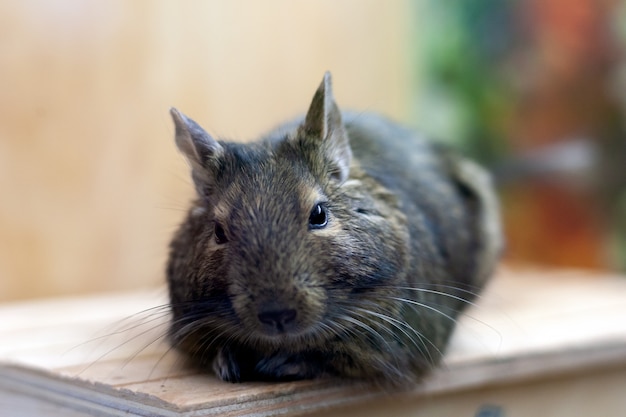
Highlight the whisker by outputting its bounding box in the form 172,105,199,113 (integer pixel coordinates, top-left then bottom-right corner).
394,287,480,308
64,305,173,359
386,296,458,324
335,314,388,347
383,296,502,355
322,312,359,342
72,302,228,374
119,325,174,371
353,306,434,366
75,318,171,376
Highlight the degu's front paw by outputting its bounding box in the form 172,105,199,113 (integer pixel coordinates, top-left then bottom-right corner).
212,347,245,382
255,352,324,381
212,347,323,383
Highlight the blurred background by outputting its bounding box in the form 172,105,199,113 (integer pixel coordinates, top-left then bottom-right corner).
1,0,624,302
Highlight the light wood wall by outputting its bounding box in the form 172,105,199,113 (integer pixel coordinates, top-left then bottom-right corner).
0,1,415,301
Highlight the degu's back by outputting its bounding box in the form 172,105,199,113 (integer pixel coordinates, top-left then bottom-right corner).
344,111,502,295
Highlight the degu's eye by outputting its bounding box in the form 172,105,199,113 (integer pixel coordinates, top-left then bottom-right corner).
308,203,328,229
213,222,228,244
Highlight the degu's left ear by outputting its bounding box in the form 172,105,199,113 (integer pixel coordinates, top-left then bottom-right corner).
301,72,352,183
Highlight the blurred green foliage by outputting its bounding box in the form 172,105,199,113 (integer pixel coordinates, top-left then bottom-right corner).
412,0,517,165
412,0,626,270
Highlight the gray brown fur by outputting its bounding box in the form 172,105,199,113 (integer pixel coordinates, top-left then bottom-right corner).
166,72,503,386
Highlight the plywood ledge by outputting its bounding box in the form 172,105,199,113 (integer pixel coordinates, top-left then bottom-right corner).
3,340,626,416
1,268,626,416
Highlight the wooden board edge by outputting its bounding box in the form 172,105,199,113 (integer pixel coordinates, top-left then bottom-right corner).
0,364,181,417
2,337,626,416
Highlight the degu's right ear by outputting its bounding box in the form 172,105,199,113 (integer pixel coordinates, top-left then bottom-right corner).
170,108,223,196
170,107,223,168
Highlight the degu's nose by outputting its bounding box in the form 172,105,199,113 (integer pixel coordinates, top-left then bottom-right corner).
256,302,298,334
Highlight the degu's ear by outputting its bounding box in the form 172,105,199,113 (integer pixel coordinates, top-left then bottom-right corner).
302,72,352,183
170,108,223,195
170,107,223,168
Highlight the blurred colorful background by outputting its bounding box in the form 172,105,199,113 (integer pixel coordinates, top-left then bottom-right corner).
412,0,626,271
1,0,624,301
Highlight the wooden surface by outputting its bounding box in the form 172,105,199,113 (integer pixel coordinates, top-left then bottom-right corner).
1,268,626,416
